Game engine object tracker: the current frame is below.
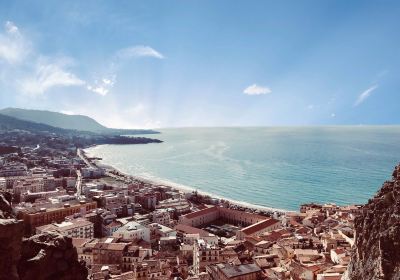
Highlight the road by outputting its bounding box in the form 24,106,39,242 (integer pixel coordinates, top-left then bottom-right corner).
75,169,83,197
77,148,96,168
76,148,91,198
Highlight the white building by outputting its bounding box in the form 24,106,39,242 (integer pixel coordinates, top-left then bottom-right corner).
13,179,45,196
82,182,104,196
193,239,219,275
81,167,105,179
20,188,67,202
183,233,218,246
113,221,150,242
149,223,177,238
151,209,171,226
36,218,94,238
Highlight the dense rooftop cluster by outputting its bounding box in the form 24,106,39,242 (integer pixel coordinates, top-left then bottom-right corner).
0,142,364,280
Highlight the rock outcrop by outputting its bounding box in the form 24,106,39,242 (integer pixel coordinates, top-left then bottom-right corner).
18,232,88,280
0,191,23,280
0,191,88,280
345,164,400,280
0,218,24,280
0,190,13,218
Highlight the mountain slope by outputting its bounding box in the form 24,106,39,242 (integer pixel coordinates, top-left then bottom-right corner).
0,108,158,134
0,113,162,147
0,113,71,134
0,108,106,132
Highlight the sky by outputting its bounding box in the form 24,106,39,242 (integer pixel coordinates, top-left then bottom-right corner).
0,1,399,128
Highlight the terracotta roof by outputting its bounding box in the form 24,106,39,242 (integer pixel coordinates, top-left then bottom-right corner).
323,276,342,280
262,230,283,242
241,218,280,235
183,206,218,219
305,265,322,272
334,248,346,255
72,238,91,248
174,224,209,237
94,242,128,251
104,221,122,229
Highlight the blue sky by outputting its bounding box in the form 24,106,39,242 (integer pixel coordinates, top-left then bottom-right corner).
0,1,399,128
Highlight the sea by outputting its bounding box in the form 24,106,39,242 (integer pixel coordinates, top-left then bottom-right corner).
85,127,400,211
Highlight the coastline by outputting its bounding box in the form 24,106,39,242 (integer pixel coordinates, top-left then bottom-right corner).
83,146,292,215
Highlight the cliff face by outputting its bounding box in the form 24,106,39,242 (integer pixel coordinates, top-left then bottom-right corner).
0,191,88,280
0,191,24,280
0,219,24,280
346,164,400,280
18,233,88,280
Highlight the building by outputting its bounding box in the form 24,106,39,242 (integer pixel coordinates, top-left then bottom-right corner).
73,238,95,266
236,218,281,240
12,175,57,197
0,163,28,177
157,198,191,215
13,179,45,197
0,175,29,189
36,218,94,238
137,193,157,210
193,239,220,275
179,206,267,228
15,199,97,234
82,182,104,196
92,238,129,265
113,221,150,242
20,188,67,202
81,167,105,179
103,221,123,237
122,245,152,271
207,263,262,280
148,223,177,238
151,209,171,226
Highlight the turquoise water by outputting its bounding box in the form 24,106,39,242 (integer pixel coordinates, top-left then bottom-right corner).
86,127,400,211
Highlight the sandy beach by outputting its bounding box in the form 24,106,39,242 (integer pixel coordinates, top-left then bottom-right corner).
83,147,291,215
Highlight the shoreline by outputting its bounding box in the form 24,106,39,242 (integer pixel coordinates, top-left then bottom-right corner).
83,146,292,215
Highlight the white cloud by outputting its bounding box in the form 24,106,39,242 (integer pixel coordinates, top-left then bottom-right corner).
86,75,115,96
243,84,272,95
354,85,378,106
0,21,30,64
0,21,86,96
331,113,336,118
307,104,314,110
102,78,114,85
5,21,19,34
19,60,85,96
86,85,108,96
116,45,164,59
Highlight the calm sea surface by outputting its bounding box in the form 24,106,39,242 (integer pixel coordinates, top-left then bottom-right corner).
86,127,400,211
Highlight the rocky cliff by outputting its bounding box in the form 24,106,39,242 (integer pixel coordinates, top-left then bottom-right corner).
0,191,88,280
345,164,400,280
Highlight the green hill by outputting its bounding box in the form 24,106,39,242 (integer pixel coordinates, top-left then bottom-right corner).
0,108,158,135
0,113,71,134
0,113,162,147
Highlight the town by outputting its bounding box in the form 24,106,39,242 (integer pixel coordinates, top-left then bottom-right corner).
0,143,361,280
